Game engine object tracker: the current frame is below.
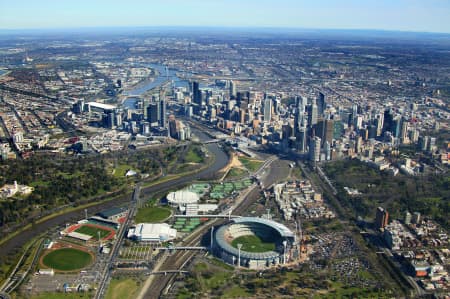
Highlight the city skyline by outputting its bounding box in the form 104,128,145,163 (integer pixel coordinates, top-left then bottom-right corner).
1,0,450,34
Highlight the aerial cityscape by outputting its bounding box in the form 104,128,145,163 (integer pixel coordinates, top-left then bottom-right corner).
0,1,449,299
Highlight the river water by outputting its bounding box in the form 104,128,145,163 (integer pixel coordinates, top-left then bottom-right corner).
122,64,190,109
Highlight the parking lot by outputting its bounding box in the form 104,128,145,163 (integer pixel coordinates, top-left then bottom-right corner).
118,243,155,261
308,233,381,289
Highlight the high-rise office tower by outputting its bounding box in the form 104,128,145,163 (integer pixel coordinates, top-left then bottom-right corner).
376,113,384,137
168,116,179,139
375,207,389,229
147,102,159,126
317,92,326,116
263,98,272,122
192,81,201,106
401,118,409,144
229,80,236,98
393,116,402,138
325,141,331,160
383,109,394,134
296,126,307,152
295,96,307,132
308,99,318,127
159,99,166,128
142,98,149,119
309,136,321,162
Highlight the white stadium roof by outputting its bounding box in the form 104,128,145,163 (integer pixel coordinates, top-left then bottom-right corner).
127,223,176,242
67,231,92,241
167,190,199,205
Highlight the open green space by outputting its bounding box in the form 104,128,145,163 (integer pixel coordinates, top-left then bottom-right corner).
184,146,204,163
75,225,111,239
42,248,93,271
30,292,92,299
221,285,251,298
231,235,276,252
135,206,171,223
176,258,393,298
225,167,247,179
238,156,263,172
113,164,134,178
105,277,141,299
323,159,450,228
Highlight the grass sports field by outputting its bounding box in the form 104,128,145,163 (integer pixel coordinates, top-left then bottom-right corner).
75,225,112,239
231,235,276,253
105,278,141,299
42,248,93,271
135,206,171,223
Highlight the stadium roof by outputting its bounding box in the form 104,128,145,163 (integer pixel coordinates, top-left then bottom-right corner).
68,231,92,241
233,217,295,238
167,190,199,205
214,217,295,260
127,223,176,242
96,207,127,219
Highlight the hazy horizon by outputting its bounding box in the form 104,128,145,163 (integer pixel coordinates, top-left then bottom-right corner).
1,0,449,34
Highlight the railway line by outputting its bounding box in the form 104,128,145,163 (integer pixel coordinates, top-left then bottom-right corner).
142,179,265,298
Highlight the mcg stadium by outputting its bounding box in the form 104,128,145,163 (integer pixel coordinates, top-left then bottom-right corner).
213,217,295,269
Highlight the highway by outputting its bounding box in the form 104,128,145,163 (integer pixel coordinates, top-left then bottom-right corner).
0,128,229,265
95,184,141,299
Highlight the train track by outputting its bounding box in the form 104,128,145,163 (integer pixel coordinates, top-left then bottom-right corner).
140,153,282,298
142,185,262,299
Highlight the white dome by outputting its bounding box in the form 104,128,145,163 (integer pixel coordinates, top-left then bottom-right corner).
167,190,199,205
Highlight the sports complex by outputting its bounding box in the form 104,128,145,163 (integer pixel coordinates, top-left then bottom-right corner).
213,217,295,269
64,222,116,242
39,242,95,272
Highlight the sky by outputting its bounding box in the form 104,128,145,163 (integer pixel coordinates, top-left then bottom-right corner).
0,0,450,33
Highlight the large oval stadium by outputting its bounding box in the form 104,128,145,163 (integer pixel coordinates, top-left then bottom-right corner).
213,217,295,269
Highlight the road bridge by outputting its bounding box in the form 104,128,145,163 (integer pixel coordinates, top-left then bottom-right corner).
203,139,221,144
174,214,241,219
155,246,207,251
146,270,189,275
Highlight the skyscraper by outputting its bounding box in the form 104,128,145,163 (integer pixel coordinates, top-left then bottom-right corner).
263,98,272,122
142,98,149,119
375,207,389,229
229,80,236,98
296,126,307,153
192,81,201,106
317,92,326,116
376,113,384,137
295,96,307,132
309,136,321,162
308,99,318,126
147,102,159,126
159,99,166,128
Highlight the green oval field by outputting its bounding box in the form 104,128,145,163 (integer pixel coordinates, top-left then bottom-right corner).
231,235,276,253
42,248,93,271
135,206,171,223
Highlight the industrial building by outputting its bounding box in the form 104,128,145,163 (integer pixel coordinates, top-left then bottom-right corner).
127,223,177,242
213,217,295,269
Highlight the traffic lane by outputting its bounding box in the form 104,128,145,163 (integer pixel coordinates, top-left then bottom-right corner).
0,194,131,265
0,144,228,263
140,143,228,197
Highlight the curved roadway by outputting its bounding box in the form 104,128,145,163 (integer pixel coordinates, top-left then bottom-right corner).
0,128,228,264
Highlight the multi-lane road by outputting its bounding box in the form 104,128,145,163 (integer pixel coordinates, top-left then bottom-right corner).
0,127,228,265
95,184,141,299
